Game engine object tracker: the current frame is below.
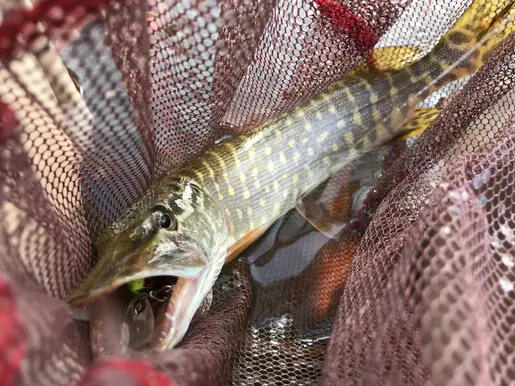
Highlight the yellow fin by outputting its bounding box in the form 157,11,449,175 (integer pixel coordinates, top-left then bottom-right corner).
395,107,442,142
363,45,426,73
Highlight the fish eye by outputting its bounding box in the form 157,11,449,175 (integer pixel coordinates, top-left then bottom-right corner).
190,183,201,195
158,213,174,229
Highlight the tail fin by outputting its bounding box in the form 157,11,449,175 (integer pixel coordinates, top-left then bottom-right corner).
473,2,515,63
451,0,514,40
360,0,514,75
424,0,514,79
402,0,515,103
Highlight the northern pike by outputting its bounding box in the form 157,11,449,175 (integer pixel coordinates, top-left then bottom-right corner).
68,0,514,352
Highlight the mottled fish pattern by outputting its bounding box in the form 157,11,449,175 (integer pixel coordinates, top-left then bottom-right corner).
173,10,507,248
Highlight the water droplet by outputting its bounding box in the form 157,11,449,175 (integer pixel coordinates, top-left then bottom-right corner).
461,191,470,201
499,277,513,293
478,195,487,207
500,224,515,244
481,169,490,183
121,323,130,346
472,175,482,189
498,202,507,216
71,306,90,321
448,205,460,215
359,301,370,316
439,226,451,237
449,191,461,201
501,253,514,268
104,90,116,99
270,314,292,329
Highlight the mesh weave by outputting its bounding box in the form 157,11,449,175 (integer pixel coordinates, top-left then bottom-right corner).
323,33,515,385
0,0,514,385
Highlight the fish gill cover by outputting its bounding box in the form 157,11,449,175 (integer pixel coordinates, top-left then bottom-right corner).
0,0,514,385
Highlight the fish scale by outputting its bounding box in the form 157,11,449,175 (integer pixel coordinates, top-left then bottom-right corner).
177,15,499,249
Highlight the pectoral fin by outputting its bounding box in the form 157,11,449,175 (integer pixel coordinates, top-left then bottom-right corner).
295,171,360,239
395,107,442,142
225,226,270,263
296,145,393,238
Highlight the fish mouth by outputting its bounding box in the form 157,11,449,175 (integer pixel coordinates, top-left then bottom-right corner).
83,273,203,356
67,243,213,355
151,275,199,350
120,274,187,351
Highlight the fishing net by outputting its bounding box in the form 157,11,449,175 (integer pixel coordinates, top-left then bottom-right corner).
0,0,514,385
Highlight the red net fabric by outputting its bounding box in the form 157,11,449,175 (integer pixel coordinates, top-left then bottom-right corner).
0,0,514,385
322,34,515,385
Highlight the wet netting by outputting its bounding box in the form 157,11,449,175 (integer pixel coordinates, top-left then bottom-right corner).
0,0,514,385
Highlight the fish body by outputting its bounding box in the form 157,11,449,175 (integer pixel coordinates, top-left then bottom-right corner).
68,0,513,352
180,3,509,252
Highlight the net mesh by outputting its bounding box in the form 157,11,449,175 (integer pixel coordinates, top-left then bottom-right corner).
0,0,514,385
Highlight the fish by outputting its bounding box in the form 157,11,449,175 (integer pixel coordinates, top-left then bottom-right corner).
67,0,514,352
